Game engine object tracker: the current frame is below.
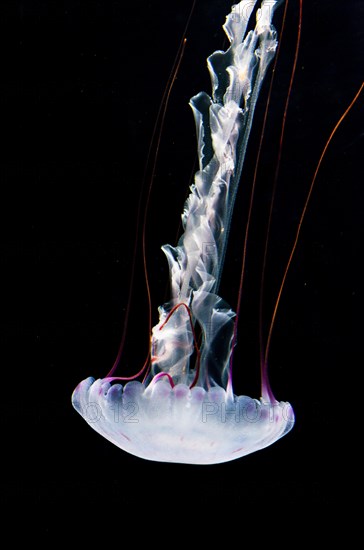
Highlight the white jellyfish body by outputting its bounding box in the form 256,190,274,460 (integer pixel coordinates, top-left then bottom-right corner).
73,378,293,465
72,0,295,465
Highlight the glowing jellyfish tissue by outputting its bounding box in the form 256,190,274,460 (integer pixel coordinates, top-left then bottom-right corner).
72,0,295,465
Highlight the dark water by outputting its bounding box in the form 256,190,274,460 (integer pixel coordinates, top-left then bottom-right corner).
1,0,362,533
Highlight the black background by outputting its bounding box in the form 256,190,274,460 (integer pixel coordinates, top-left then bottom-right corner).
1,0,362,534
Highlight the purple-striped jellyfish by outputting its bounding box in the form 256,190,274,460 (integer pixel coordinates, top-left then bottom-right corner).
72,0,295,465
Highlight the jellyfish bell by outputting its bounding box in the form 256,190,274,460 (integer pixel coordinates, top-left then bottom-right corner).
72,0,296,465
72,377,294,465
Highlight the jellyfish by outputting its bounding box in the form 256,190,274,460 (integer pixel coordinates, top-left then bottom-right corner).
72,0,296,465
